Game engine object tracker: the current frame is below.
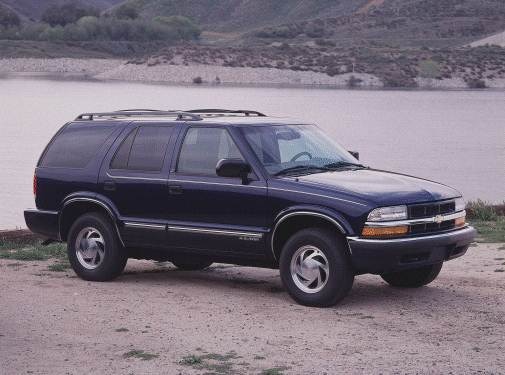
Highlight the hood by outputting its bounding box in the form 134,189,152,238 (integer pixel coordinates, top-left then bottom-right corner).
282,168,461,206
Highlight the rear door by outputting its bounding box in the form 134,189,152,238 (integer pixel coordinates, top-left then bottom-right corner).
99,122,178,247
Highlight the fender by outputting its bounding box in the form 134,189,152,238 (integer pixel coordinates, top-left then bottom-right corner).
60,192,124,246
270,205,352,260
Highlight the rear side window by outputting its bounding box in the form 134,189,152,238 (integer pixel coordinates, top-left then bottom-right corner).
110,126,172,172
40,123,115,168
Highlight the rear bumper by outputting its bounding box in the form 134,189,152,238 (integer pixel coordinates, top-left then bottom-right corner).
24,209,59,240
347,226,476,274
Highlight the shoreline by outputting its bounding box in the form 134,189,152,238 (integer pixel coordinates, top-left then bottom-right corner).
2,58,505,91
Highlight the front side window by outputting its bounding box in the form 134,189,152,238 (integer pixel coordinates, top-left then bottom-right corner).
242,124,358,175
40,123,115,168
110,126,172,171
177,127,244,176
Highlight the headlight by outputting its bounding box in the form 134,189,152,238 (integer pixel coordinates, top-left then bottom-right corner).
367,205,407,222
455,197,465,212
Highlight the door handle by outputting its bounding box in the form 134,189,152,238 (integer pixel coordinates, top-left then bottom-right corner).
104,180,116,191
168,185,183,195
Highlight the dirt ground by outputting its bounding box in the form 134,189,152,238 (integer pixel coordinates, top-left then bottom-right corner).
1,243,504,375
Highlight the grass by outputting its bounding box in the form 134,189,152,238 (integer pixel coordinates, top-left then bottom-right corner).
467,200,505,243
261,367,290,375
0,240,66,261
123,349,158,361
47,261,71,272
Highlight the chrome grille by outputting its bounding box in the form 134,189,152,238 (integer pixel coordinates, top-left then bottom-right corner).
408,199,457,234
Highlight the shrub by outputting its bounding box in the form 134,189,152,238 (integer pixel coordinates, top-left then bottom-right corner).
192,76,203,84
41,2,100,27
466,78,486,89
114,3,139,20
153,16,201,40
467,200,498,221
0,4,20,29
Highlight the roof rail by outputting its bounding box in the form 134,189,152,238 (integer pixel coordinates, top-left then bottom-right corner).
75,110,202,121
187,109,267,117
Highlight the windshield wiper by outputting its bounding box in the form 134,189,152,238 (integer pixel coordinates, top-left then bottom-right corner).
274,165,330,176
324,161,367,170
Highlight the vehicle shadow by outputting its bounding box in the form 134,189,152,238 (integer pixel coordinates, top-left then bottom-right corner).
115,261,483,310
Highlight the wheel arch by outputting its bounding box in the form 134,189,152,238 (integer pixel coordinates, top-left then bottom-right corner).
270,208,351,261
59,195,124,246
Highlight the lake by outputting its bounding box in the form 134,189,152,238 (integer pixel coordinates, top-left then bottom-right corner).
0,78,503,229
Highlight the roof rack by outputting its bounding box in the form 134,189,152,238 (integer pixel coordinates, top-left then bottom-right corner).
75,109,202,121
187,109,267,117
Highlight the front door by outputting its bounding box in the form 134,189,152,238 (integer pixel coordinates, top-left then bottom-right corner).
166,125,268,255
99,123,177,247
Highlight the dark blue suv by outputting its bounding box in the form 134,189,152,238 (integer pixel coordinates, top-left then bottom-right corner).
25,109,476,307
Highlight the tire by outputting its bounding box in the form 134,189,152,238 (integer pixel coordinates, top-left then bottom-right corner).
381,262,443,288
279,228,354,307
172,258,213,271
67,212,127,281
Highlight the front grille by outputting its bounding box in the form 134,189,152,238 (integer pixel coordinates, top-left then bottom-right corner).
408,200,457,235
409,200,455,219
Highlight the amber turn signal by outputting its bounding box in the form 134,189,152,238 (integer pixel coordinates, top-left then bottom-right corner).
455,216,466,227
362,225,409,237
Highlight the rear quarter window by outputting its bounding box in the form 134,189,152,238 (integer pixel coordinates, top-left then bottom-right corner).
40,123,116,168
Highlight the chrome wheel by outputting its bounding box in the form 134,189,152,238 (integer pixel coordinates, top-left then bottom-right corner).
75,227,105,270
290,245,329,293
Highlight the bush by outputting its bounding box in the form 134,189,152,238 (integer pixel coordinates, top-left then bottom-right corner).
41,2,99,27
0,4,20,29
467,200,498,221
466,78,486,89
192,76,203,84
153,16,201,40
114,3,139,20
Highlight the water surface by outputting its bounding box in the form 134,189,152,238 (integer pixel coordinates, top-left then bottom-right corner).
0,78,503,229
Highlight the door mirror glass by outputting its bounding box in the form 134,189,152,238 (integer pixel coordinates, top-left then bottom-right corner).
216,158,251,183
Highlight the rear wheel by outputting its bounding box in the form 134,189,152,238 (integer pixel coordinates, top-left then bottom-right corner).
172,258,213,271
381,262,443,288
279,228,354,307
67,213,127,281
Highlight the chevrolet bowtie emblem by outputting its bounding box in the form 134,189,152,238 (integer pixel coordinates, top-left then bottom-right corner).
434,215,444,224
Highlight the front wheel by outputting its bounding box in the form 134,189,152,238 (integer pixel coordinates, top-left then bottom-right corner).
381,262,443,288
67,213,127,281
279,228,354,307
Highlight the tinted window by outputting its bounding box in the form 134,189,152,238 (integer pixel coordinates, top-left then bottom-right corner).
177,127,243,176
110,126,172,171
110,129,136,170
41,123,115,168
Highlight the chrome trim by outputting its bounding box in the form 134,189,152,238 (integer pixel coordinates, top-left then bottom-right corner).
62,197,125,247
168,225,264,238
106,173,167,182
25,208,59,215
124,222,166,230
268,187,367,207
270,211,348,260
169,179,266,189
347,225,474,244
363,210,466,227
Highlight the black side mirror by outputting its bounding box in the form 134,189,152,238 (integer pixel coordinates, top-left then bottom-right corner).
348,151,359,160
216,158,252,184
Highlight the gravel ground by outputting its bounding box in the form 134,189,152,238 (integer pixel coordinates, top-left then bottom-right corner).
1,243,504,375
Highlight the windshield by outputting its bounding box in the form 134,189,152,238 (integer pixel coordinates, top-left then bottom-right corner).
241,124,360,176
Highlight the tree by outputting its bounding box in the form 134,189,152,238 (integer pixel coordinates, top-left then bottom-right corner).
114,3,139,20
0,4,20,29
41,2,99,27
153,16,201,40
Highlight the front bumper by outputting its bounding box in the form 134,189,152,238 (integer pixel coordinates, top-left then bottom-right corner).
347,226,476,274
24,209,59,239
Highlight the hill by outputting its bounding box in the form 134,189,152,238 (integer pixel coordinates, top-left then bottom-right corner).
112,0,505,47
0,0,123,20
